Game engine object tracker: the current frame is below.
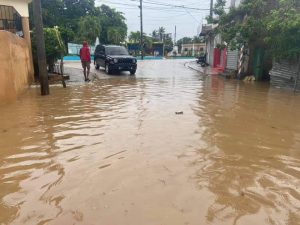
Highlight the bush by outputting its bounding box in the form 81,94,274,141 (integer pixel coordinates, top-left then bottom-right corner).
31,27,65,74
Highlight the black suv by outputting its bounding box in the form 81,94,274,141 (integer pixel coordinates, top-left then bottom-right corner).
94,45,137,75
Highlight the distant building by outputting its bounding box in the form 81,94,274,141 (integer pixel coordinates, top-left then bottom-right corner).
199,0,244,72
181,43,206,57
0,0,34,102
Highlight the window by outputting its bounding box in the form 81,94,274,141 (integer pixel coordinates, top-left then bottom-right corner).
0,5,22,35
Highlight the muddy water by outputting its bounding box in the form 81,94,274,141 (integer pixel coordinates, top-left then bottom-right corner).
0,60,300,225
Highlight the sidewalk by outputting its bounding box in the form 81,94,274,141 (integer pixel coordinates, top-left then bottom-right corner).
186,61,223,75
63,61,106,83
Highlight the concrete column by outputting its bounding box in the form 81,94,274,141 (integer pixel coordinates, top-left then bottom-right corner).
21,16,34,80
21,17,31,49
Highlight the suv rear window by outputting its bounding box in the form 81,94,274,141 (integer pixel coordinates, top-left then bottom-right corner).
106,46,128,55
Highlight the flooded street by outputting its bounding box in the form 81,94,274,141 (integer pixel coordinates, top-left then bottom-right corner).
1,59,300,225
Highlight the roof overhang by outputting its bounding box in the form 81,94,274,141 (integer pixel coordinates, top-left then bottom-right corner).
0,0,32,17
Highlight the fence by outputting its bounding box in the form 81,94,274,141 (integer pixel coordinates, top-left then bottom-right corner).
68,43,96,55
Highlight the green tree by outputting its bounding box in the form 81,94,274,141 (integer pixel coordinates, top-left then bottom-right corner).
31,27,65,73
98,5,127,44
77,15,101,44
151,30,159,41
158,27,166,42
107,27,123,45
264,0,300,60
128,31,141,43
143,35,153,54
164,34,173,53
29,1,128,46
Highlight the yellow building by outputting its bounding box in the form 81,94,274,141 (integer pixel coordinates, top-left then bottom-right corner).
0,0,34,103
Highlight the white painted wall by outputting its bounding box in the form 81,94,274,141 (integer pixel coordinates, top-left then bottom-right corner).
0,0,32,17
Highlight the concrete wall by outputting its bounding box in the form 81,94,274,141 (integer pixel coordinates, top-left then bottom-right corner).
0,31,34,103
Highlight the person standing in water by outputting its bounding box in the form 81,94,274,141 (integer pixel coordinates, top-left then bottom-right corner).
79,41,91,81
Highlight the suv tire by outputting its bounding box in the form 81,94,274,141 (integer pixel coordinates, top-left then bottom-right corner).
105,64,112,74
130,70,136,75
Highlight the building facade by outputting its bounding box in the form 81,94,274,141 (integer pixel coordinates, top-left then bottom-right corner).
181,43,206,57
0,0,33,103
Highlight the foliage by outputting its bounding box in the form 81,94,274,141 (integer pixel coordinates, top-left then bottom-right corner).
128,31,141,43
76,15,101,44
158,27,166,42
127,31,154,55
29,1,127,46
213,0,300,60
107,27,124,45
264,0,300,60
128,27,174,55
31,27,65,72
98,5,127,44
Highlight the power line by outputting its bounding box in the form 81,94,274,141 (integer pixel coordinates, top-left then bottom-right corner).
103,0,211,11
142,0,211,11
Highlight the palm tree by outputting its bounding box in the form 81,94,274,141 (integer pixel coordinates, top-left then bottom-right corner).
128,31,141,43
107,27,122,45
158,27,165,42
151,30,159,41
77,15,101,44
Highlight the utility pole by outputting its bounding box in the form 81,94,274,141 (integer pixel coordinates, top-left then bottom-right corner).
139,0,144,60
33,0,49,95
174,25,177,45
210,0,213,17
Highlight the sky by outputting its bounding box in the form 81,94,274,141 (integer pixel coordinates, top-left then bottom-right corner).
95,0,217,41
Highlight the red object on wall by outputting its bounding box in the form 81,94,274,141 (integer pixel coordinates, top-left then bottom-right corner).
213,48,221,68
213,48,227,71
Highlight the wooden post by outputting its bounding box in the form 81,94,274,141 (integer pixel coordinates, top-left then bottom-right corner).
33,0,49,95
60,54,66,88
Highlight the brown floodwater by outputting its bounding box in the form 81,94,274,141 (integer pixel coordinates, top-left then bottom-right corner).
0,60,300,225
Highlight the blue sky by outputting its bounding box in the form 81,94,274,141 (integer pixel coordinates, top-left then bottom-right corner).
95,0,216,40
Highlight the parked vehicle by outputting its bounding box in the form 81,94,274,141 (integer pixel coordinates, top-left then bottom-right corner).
94,45,137,75
196,54,208,67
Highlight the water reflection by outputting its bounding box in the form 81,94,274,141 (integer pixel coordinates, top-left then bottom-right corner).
0,77,139,224
0,60,300,225
193,77,300,224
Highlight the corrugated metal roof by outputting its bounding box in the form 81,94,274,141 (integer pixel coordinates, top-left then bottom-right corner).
270,60,300,90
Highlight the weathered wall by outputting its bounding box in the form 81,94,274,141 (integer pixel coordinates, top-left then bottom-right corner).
0,31,34,103
270,60,300,90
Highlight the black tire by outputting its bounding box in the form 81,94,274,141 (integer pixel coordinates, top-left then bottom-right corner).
105,64,112,74
95,64,100,70
130,70,136,75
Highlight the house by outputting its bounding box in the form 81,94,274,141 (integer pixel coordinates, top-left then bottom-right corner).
199,0,244,73
200,24,226,71
181,43,206,57
0,0,33,103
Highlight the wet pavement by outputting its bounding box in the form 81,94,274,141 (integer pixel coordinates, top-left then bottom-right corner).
1,59,300,225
